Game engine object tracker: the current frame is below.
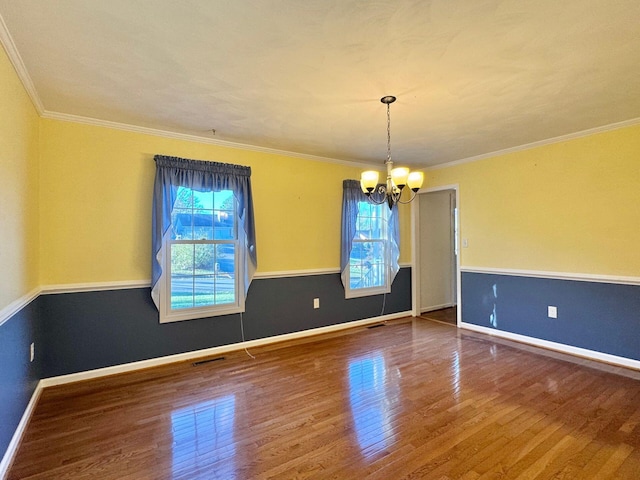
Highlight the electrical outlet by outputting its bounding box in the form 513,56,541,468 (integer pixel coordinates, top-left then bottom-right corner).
30,342,35,362
548,306,558,319
313,298,320,309
462,238,468,248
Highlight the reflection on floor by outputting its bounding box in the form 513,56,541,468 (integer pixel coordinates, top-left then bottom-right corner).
9,316,640,479
420,306,457,325
171,396,236,479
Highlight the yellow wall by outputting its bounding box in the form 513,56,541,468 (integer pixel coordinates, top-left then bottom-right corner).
425,124,640,276
0,44,40,311
39,119,412,285
3,32,636,295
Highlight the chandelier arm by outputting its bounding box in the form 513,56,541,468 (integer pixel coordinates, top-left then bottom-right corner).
365,185,389,205
397,189,419,204
365,194,388,205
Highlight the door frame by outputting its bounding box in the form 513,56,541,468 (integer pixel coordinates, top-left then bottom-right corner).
411,184,461,326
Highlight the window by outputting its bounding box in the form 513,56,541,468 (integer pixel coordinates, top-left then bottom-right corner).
151,155,257,324
340,179,399,299
163,187,243,322
347,201,389,296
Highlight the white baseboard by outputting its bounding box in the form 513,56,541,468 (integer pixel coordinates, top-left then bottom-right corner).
41,310,412,388
0,381,43,480
420,303,455,313
460,322,640,371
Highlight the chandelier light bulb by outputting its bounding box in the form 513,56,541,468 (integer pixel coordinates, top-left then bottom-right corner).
390,167,409,189
407,171,424,191
360,171,379,192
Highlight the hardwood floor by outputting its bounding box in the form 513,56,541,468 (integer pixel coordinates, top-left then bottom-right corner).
420,306,457,326
8,317,640,479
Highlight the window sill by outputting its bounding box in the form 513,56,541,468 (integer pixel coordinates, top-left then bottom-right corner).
160,304,244,323
344,286,390,299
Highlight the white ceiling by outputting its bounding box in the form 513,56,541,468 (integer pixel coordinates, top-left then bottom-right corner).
1,0,639,167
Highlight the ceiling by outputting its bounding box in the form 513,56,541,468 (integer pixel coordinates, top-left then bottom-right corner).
1,0,639,168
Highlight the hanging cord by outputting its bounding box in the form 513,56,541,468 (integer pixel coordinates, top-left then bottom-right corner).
239,312,255,359
380,291,387,318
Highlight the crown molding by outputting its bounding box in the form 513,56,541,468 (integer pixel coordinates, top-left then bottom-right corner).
40,110,372,169
0,13,368,170
427,117,640,171
5,9,638,173
0,12,44,114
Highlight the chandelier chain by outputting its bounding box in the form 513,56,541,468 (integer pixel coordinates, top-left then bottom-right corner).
387,103,391,163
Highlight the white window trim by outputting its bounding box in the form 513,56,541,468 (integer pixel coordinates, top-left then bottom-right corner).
158,198,246,324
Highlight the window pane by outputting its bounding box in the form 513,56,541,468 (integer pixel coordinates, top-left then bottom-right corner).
367,242,385,288
350,242,365,262
171,244,195,309
193,190,214,209
369,262,385,288
349,240,385,290
355,201,386,241
172,210,193,240
194,275,215,307
171,244,194,274
193,245,215,307
194,244,215,273
358,202,372,217
171,273,194,310
215,243,235,274
213,211,234,240
215,271,236,305
349,265,362,289
213,190,235,240
215,244,235,304
175,188,193,208
193,211,214,240
356,216,371,238
214,190,234,210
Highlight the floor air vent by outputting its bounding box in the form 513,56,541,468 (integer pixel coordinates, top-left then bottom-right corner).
367,323,386,329
192,356,225,366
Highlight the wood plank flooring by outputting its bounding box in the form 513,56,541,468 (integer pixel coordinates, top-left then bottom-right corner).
8,317,640,479
420,306,457,326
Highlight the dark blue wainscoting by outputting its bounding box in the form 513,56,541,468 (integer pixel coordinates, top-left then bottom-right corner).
1,269,410,463
461,271,640,361
0,300,41,463
38,268,411,378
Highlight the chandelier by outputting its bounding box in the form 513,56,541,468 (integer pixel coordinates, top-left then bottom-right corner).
360,96,424,209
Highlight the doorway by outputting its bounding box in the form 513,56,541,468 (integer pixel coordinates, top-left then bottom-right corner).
411,186,460,326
